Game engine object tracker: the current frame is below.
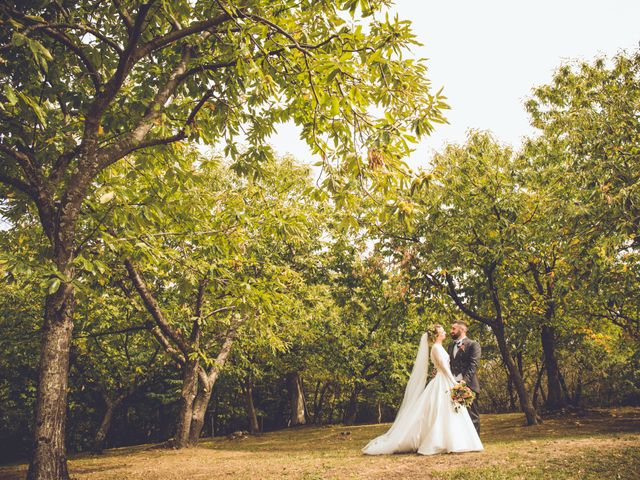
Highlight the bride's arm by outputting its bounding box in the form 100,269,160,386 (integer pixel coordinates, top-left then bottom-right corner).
434,346,458,384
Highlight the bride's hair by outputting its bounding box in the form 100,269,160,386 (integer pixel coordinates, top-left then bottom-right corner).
427,324,444,342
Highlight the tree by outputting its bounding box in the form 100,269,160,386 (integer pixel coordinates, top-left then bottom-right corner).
382,133,542,425
70,294,162,453
93,151,322,446
525,51,640,339
0,2,446,477
523,51,640,404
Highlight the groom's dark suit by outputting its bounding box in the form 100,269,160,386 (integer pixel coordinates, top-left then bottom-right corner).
448,337,481,434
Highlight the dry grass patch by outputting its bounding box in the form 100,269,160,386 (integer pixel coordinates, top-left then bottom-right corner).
1,407,638,480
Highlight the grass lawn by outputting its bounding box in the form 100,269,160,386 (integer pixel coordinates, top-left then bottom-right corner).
1,407,638,479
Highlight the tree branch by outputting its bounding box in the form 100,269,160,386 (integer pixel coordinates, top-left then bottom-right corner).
97,46,192,169
484,263,503,322
75,324,150,339
445,273,494,326
176,60,237,84
84,2,155,141
149,325,186,367
23,21,123,54
135,13,231,59
204,316,245,386
124,258,190,356
38,28,102,90
190,278,207,344
49,144,81,183
113,0,134,36
5,7,104,90
0,171,37,200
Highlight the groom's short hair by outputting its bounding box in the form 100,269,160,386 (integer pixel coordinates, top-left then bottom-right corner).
453,320,468,331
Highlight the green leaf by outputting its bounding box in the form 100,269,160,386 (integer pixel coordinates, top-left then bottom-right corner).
17,92,47,127
4,85,18,106
47,277,61,295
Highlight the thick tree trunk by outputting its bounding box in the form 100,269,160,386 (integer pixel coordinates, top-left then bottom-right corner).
174,360,199,448
93,396,124,454
243,378,260,434
27,289,75,480
540,325,566,410
286,372,306,426
492,323,540,425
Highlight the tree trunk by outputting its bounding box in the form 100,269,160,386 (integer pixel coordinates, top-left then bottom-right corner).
27,289,75,480
328,386,339,424
573,377,582,406
342,385,360,425
492,323,540,425
174,359,199,448
540,325,566,410
313,382,331,424
188,329,239,445
188,383,212,445
532,360,546,408
311,381,321,422
93,396,124,454
243,377,260,434
286,372,306,426
558,369,574,406
507,372,516,411
516,352,524,378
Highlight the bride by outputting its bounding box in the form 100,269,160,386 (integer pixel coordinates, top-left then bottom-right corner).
362,324,483,455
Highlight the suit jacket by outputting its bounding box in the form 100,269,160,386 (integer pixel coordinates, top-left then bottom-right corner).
448,337,481,393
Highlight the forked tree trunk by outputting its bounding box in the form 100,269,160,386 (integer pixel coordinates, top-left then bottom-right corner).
493,323,540,425
174,359,199,448
188,385,211,444
28,289,75,480
126,260,242,448
530,264,566,411
187,333,238,445
286,372,306,426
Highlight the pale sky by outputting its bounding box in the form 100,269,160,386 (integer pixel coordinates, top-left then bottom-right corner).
268,0,640,170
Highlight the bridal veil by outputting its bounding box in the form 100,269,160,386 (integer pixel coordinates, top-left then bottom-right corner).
362,332,429,454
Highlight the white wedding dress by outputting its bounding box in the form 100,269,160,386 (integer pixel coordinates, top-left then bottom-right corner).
362,334,483,455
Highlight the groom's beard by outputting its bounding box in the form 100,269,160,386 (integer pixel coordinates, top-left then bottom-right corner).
451,332,460,340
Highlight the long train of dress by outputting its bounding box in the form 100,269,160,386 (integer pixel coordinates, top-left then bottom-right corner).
362,341,483,455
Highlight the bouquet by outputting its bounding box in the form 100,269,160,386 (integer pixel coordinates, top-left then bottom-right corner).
450,381,476,412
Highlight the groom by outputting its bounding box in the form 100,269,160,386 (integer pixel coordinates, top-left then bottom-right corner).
448,320,481,434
